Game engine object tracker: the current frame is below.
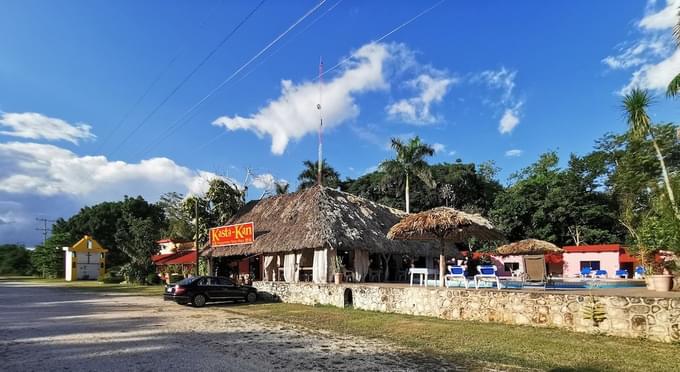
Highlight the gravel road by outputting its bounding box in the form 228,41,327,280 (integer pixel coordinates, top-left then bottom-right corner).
0,282,467,372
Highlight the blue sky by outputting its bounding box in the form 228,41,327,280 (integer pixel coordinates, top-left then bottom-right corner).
1,0,679,246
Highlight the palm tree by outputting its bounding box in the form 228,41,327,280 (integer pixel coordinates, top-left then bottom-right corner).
622,88,679,218
275,182,289,195
297,159,340,190
380,136,435,213
668,8,680,97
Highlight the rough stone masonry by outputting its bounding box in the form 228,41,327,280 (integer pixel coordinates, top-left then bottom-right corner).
254,282,680,343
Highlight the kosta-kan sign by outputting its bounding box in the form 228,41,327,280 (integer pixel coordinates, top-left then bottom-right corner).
209,222,254,246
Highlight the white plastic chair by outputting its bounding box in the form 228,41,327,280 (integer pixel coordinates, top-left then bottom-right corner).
444,265,468,289
474,265,501,290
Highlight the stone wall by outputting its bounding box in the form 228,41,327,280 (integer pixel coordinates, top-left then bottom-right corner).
254,281,680,343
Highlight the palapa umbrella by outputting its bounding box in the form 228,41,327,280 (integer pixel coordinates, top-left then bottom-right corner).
495,239,563,256
387,207,504,287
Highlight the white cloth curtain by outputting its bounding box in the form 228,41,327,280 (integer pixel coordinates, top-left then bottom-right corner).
294,252,302,283
263,255,275,281
353,249,370,282
283,253,297,283
312,248,329,283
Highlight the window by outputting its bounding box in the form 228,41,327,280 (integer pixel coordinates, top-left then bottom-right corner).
504,262,519,272
217,277,234,286
580,261,600,270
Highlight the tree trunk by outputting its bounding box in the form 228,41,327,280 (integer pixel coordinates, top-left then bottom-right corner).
405,172,410,214
381,253,391,282
650,135,680,219
439,240,446,288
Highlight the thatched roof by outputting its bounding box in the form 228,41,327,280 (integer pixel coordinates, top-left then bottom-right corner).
206,186,442,256
495,239,563,255
387,207,504,242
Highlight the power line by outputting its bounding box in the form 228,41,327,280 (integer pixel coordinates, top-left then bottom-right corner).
109,0,267,157
318,0,446,80
35,217,57,245
135,0,328,158
99,0,226,151
188,0,445,153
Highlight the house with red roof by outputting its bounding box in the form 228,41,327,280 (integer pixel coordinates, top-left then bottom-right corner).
562,244,637,278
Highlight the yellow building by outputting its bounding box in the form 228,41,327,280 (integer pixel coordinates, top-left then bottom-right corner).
63,235,108,281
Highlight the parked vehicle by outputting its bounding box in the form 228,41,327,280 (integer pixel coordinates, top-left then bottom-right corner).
163,276,257,307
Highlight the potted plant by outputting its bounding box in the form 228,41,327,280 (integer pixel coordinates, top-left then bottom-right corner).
333,256,344,285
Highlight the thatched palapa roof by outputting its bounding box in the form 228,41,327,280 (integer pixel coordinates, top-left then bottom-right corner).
387,207,504,242
495,239,563,255
207,186,440,256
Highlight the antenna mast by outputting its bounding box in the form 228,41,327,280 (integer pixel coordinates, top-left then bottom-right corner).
317,57,323,186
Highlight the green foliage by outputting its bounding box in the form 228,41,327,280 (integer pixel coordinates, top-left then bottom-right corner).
379,136,435,212
297,159,340,190
490,152,622,246
146,272,161,285
0,244,33,275
157,192,193,240
30,232,71,278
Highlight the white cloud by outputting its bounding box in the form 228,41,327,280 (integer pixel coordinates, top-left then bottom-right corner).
386,72,456,124
505,149,522,157
474,68,524,134
499,105,521,134
251,173,287,192
604,0,680,93
475,67,517,105
213,42,403,155
448,150,457,156
639,0,680,30
432,143,446,153
0,141,225,201
0,112,95,144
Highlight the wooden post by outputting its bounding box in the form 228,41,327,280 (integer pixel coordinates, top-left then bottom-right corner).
439,240,446,288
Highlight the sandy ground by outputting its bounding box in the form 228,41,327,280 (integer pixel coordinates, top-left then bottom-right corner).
0,282,472,372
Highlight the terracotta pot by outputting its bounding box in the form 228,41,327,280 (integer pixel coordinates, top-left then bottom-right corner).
645,277,655,290
334,273,342,285
650,274,674,292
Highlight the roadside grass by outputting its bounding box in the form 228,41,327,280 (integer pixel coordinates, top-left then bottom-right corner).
231,302,680,372
0,276,164,296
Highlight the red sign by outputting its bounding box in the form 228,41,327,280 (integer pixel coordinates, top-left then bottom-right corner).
210,222,254,246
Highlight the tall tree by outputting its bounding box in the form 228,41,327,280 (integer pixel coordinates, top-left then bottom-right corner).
30,232,71,278
158,192,193,240
0,244,33,275
622,88,679,219
275,182,289,195
297,159,340,190
380,136,435,213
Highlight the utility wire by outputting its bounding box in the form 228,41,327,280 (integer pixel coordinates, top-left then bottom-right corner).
318,0,446,80
109,0,267,157
236,0,344,84
99,0,225,151
136,0,327,157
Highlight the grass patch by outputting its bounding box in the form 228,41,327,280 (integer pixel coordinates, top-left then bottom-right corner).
230,303,680,371
0,276,164,296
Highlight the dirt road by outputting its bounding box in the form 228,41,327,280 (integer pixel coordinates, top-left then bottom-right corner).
0,282,464,371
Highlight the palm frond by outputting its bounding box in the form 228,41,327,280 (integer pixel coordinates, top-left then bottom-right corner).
667,73,680,98
622,88,653,139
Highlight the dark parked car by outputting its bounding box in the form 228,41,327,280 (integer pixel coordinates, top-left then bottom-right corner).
163,276,257,307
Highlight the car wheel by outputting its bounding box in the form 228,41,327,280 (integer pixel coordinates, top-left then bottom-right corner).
246,291,257,304
192,294,207,307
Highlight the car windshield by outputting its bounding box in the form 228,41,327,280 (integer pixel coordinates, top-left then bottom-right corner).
177,277,199,285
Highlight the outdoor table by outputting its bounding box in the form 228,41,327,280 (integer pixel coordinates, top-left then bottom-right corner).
409,268,439,286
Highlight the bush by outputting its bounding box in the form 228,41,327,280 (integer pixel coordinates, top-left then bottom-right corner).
99,271,124,284
146,273,161,285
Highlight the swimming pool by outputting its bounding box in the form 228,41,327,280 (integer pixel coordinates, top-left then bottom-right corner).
433,278,647,289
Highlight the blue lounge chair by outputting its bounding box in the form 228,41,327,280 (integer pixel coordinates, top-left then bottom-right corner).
634,266,646,279
444,265,468,289
594,269,608,278
579,267,592,278
615,269,628,278
474,265,500,290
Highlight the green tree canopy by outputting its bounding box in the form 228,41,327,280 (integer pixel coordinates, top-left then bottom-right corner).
297,159,340,190
0,244,33,276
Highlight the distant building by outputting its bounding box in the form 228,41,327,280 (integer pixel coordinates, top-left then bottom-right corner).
562,244,637,278
63,235,108,281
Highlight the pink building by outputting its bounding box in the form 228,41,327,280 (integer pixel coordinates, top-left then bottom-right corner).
491,253,564,277
562,244,637,278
